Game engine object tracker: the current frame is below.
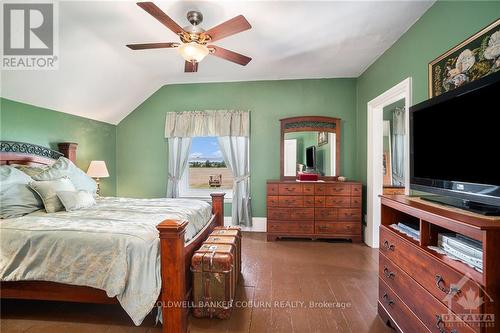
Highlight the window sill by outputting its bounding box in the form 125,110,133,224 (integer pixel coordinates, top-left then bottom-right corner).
179,192,233,203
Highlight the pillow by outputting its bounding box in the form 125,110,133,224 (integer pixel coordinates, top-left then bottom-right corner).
33,157,97,194
29,177,77,213
13,165,47,178
0,166,43,218
57,190,96,211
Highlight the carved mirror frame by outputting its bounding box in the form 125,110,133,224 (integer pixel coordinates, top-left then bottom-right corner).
280,116,341,181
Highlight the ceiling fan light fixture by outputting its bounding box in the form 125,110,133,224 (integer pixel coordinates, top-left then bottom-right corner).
177,42,209,63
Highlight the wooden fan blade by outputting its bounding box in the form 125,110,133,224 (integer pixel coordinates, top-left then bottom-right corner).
137,2,184,35
126,42,178,50
202,15,251,42
185,61,198,73
208,45,251,66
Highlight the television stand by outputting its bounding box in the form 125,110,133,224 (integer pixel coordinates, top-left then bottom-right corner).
420,195,500,216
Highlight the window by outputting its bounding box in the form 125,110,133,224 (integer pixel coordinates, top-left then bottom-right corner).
179,137,233,199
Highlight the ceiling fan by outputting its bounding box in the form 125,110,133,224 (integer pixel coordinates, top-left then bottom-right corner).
126,2,252,72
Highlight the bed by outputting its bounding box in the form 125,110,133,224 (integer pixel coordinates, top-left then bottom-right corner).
0,141,225,333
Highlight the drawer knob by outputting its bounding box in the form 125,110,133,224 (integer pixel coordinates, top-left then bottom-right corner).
383,240,395,251
382,292,394,306
435,275,461,295
435,315,458,333
383,266,395,279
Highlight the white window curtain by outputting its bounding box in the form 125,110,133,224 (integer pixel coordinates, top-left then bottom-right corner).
392,107,405,186
218,136,252,226
166,137,192,198
165,110,251,226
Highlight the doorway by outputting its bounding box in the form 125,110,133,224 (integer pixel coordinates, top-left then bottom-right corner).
365,78,412,248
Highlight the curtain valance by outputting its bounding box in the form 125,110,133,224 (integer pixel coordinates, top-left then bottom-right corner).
165,110,249,138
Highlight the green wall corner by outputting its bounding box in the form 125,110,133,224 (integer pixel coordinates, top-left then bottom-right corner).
0,98,117,196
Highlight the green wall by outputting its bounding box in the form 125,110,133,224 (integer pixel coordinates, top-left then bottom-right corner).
116,79,357,217
2,1,497,220
355,1,500,188
0,98,117,195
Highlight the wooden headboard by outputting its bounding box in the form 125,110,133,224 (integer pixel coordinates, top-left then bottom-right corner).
0,141,78,166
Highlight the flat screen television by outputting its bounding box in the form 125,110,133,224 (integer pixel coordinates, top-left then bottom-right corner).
306,145,316,170
410,71,500,215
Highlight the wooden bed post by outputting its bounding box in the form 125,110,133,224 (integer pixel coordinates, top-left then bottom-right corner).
210,193,225,227
157,220,189,333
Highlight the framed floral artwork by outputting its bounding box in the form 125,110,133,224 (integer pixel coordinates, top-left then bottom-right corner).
318,131,328,146
428,18,500,98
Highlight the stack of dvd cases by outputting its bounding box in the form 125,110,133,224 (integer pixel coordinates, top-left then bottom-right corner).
390,221,420,241
438,233,483,272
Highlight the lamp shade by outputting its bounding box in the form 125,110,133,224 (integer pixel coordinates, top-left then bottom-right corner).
87,161,109,178
177,42,209,62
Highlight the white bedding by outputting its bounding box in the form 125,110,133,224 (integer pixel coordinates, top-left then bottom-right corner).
0,197,212,325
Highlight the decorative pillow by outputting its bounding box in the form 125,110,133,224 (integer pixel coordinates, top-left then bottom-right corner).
33,157,97,194
0,166,43,218
56,190,96,211
13,165,47,178
29,177,77,213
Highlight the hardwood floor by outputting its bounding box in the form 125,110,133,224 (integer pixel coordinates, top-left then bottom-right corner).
1,232,391,333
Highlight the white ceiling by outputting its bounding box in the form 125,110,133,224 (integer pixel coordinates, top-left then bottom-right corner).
1,1,434,125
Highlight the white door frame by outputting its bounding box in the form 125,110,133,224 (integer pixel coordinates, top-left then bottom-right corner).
365,77,412,248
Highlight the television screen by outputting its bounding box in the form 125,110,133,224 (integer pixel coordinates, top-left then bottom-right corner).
306,146,316,169
412,80,500,186
410,72,500,210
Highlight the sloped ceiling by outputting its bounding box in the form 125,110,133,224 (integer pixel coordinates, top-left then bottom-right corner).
1,1,434,124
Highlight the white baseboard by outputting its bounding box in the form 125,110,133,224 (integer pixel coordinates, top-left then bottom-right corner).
224,216,266,232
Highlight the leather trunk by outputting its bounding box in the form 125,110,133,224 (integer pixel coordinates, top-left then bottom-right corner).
212,226,242,277
191,244,235,319
204,235,240,283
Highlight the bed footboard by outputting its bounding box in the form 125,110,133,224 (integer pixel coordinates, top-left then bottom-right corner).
157,193,225,333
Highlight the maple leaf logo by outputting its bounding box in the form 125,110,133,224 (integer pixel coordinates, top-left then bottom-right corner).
457,288,484,311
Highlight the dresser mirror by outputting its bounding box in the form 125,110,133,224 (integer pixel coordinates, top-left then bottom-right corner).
280,116,341,180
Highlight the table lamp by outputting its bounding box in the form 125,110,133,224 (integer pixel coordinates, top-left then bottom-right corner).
87,160,109,196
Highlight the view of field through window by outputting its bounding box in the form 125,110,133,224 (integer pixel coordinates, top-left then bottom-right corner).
188,137,233,189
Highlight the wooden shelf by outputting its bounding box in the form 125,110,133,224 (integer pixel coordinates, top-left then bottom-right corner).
379,195,499,333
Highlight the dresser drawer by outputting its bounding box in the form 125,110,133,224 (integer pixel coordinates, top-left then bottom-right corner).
268,220,313,234
325,184,350,196
314,196,325,207
302,184,315,196
303,196,315,207
379,278,430,333
315,222,361,235
314,183,326,195
350,197,362,208
379,227,482,317
268,208,290,220
291,208,314,221
325,196,350,208
267,196,279,207
351,184,362,196
338,209,361,221
267,184,278,195
279,196,303,207
268,208,314,220
315,208,337,220
278,183,302,195
379,253,478,333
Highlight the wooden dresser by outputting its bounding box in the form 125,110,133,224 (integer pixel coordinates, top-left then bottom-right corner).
266,180,362,242
379,195,500,333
